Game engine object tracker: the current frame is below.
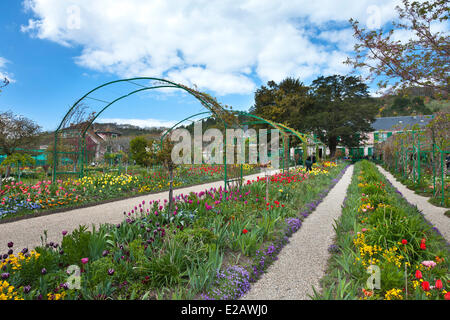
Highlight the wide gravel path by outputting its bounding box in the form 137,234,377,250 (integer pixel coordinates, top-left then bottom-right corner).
242,165,354,300
0,170,278,254
376,165,449,242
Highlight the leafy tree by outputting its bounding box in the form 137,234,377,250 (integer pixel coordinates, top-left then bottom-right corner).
0,153,35,183
0,111,41,177
305,75,378,157
346,0,449,95
381,95,432,116
250,78,313,133
129,136,152,167
251,75,377,157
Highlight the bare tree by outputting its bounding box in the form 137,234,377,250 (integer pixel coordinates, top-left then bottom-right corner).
0,111,41,177
346,0,449,96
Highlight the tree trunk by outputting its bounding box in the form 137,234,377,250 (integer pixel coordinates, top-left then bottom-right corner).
5,165,11,178
328,137,338,158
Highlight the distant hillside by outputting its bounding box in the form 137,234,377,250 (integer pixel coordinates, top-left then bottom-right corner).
374,86,449,117
91,122,167,137
21,122,167,151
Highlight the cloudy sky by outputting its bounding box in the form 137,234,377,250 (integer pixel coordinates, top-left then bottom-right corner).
0,0,433,130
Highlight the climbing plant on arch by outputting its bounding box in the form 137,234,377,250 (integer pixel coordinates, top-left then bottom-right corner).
51,77,238,183
52,77,326,191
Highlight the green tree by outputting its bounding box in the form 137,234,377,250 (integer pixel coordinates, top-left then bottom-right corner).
250,77,313,132
129,136,151,167
0,153,35,183
306,75,378,157
346,0,449,95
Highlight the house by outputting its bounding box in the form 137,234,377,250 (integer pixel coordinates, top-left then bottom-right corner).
60,123,122,160
344,115,434,158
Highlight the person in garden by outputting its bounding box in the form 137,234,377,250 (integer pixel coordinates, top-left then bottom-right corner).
305,155,313,172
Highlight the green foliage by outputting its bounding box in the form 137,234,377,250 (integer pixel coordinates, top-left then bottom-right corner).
129,136,152,167
381,96,432,117
88,257,116,285
15,248,61,287
61,225,92,266
0,153,35,168
174,227,217,245
251,75,378,156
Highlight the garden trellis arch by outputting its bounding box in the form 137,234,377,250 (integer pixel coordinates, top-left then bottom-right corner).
159,110,290,189
52,77,237,183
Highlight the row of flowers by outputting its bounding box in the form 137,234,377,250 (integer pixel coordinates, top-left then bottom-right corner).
0,161,345,300
0,164,260,220
318,160,449,300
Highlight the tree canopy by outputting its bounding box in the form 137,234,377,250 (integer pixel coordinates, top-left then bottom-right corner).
129,136,152,167
306,75,377,156
346,0,449,96
251,75,378,156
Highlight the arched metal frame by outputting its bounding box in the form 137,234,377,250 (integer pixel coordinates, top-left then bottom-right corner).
52,77,236,183
53,77,325,190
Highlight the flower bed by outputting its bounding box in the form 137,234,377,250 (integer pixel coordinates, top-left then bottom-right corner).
316,160,449,300
0,164,260,220
0,161,346,300
382,164,449,208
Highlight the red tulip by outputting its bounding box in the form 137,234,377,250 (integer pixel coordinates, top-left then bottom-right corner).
242,229,248,234
435,279,443,290
401,239,407,245
420,243,426,250
415,270,422,279
422,281,430,291
445,292,450,300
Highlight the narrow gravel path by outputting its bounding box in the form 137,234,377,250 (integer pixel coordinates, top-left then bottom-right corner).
376,165,450,242
0,170,278,253
242,165,354,300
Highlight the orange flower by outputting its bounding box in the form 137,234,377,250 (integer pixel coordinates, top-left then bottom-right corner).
362,288,373,297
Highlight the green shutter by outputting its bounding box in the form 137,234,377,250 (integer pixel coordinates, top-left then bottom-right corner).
374,132,379,142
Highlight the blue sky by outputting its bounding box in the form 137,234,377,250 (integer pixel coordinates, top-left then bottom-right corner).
0,0,428,131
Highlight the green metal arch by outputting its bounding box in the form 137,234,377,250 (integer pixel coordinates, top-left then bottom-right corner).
52,77,234,182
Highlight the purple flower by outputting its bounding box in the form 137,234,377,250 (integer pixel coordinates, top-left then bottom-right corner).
62,230,68,236
23,285,31,294
41,268,47,275
7,242,13,248
107,269,115,276
1,273,9,280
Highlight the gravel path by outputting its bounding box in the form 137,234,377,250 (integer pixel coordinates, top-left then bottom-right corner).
376,165,450,242
242,165,354,300
0,170,279,254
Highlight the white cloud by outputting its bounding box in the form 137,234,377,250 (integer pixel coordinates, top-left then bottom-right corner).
97,118,177,128
0,57,15,83
21,0,419,94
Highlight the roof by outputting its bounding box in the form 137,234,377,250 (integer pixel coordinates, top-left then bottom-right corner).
372,115,433,131
95,131,122,135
